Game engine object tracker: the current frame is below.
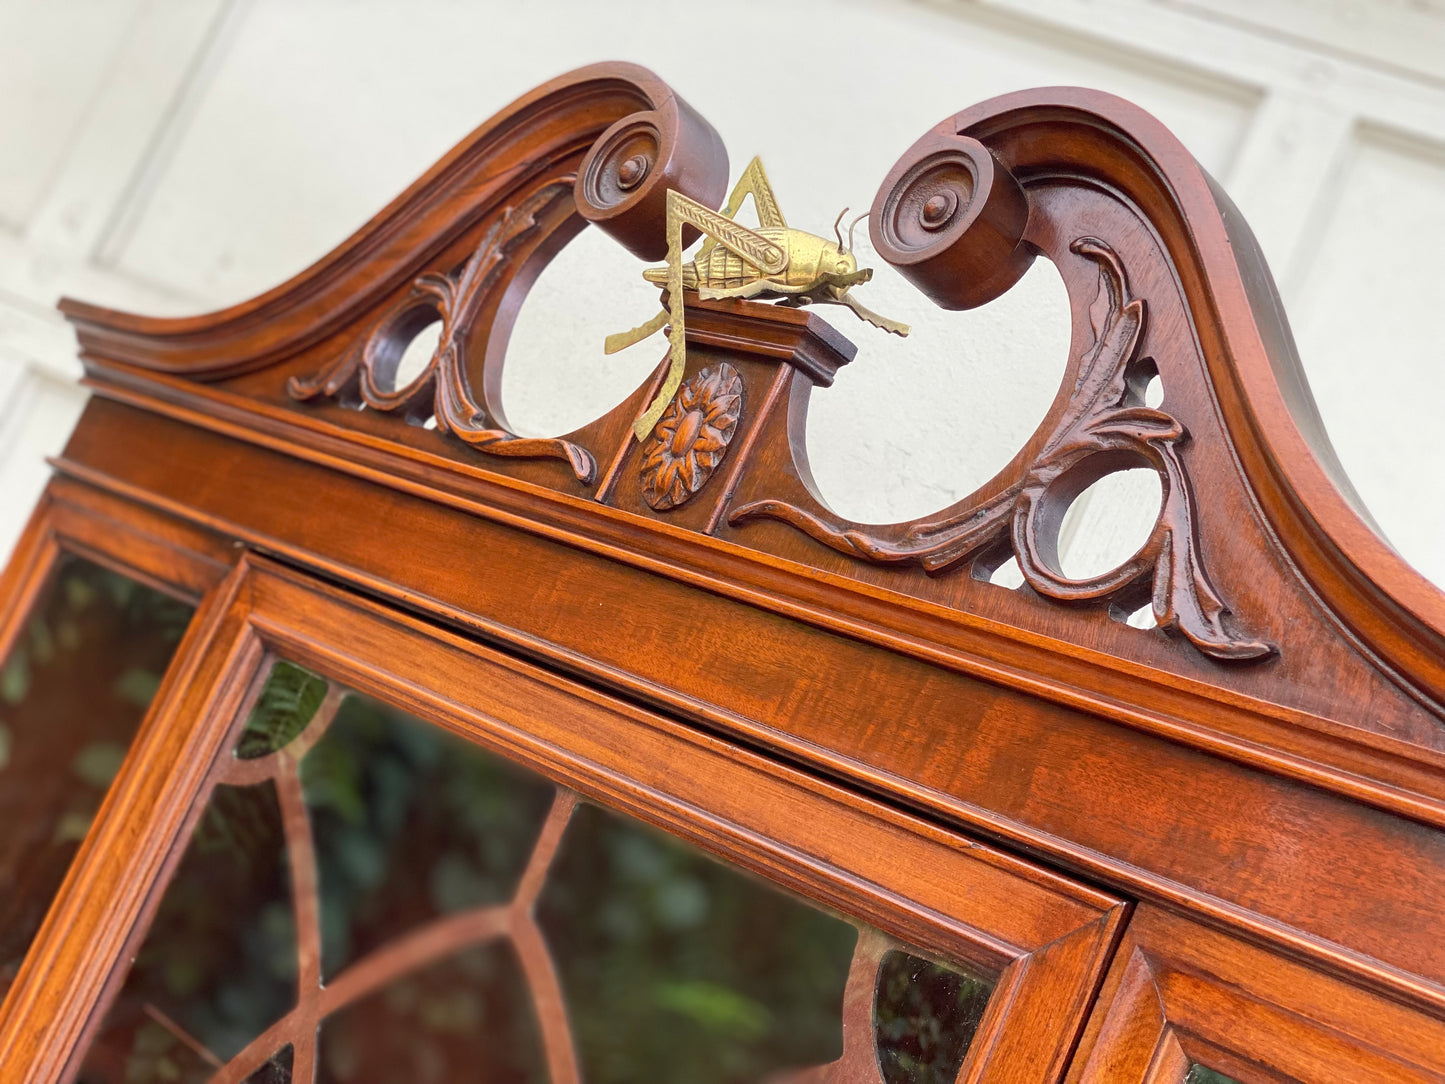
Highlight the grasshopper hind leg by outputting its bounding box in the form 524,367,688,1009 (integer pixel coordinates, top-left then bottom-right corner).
604,309,668,355
605,263,700,355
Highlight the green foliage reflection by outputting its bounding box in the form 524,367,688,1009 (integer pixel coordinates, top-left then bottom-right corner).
243,1045,294,1083
301,694,554,979
77,781,296,1084
235,661,328,759
1186,1066,1241,1084
0,557,192,992
874,949,993,1084
538,802,857,1082
317,942,547,1083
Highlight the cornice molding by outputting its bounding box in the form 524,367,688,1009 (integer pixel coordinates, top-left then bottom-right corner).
54,66,1445,789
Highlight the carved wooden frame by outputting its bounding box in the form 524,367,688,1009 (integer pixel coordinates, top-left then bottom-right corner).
59,67,1445,731
0,556,1125,1082
1068,906,1445,1083
286,181,601,482
0,478,232,646
730,235,1271,661
3,60,1445,1083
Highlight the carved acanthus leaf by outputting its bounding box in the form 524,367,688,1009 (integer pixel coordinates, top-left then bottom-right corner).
731,238,1273,662
288,181,597,484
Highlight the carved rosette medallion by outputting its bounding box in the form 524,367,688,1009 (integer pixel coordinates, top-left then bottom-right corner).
640,363,744,510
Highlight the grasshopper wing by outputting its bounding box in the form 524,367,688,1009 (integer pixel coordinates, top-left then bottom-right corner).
669,191,788,275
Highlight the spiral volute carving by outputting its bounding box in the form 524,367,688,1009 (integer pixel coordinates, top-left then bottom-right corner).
869,130,1034,310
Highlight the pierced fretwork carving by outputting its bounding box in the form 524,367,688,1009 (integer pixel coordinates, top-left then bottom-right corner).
732,239,1274,662
287,182,597,483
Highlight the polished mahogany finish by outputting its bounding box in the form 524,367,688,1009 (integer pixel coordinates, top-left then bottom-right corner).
2,61,1444,1082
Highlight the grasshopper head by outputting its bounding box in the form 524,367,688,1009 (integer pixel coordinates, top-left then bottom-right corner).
826,244,858,280
821,235,869,299
824,248,865,301
825,208,869,297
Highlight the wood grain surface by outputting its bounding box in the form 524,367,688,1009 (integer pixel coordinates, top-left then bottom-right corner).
1,63,1441,1082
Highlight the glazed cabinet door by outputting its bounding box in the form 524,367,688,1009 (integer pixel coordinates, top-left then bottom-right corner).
1068,905,1445,1083
0,481,233,1009
2,557,1126,1084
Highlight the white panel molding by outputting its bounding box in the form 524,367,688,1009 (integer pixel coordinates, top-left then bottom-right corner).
90,0,252,275
0,0,246,559
0,366,85,556
1164,0,1445,89
950,0,1445,144
0,0,145,232
1216,89,1355,282
25,0,231,261
1281,121,1445,586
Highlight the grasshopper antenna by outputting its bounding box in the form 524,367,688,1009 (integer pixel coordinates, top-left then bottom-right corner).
846,212,867,254
833,207,849,250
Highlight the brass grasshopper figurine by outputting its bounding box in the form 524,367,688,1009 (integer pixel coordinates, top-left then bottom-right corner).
610,157,909,439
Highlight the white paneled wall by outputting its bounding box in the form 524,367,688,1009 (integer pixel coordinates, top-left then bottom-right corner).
1286,129,1445,583
0,0,1441,591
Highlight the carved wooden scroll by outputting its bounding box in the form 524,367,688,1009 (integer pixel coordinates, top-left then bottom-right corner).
732,237,1271,661
275,96,1266,660
57,63,1445,766
286,183,600,482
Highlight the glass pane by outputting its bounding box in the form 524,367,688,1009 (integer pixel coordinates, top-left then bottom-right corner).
0,555,193,995
1186,1066,1241,1084
317,941,547,1084
875,949,994,1084
236,660,328,759
77,675,998,1082
302,693,555,980
78,780,296,1083
243,1045,293,1083
538,801,858,1082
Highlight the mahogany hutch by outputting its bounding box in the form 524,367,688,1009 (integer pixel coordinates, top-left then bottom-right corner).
1,62,1443,1083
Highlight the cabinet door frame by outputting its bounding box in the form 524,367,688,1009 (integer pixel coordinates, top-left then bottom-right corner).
0,477,241,1000
0,477,234,646
0,548,259,1080
1068,904,1445,1083
0,554,1127,1083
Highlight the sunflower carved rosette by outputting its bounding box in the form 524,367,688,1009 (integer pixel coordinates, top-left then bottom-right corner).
639,363,744,511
